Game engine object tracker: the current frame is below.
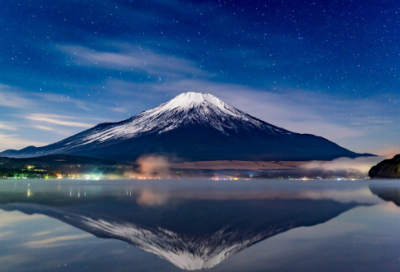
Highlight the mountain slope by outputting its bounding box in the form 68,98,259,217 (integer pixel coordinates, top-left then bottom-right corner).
0,92,371,162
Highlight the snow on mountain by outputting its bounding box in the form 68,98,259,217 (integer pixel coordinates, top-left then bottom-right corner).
63,92,290,148
0,92,370,161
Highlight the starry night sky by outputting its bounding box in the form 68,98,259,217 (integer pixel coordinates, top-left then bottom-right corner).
0,0,399,156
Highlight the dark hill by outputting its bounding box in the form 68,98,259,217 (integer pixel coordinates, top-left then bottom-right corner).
369,155,400,178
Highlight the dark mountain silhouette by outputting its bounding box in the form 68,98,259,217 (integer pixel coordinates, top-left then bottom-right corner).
369,155,400,178
370,184,400,205
0,92,372,162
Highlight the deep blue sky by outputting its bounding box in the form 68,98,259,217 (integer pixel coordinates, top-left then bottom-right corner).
0,0,399,156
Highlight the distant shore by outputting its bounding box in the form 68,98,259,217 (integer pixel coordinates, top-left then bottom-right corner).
170,160,310,170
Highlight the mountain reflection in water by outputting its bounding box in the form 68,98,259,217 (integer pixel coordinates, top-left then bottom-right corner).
0,180,393,271
370,184,400,207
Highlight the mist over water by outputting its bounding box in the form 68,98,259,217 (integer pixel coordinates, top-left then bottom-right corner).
136,155,171,177
301,156,384,175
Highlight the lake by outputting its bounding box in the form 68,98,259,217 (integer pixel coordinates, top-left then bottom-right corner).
1,179,400,271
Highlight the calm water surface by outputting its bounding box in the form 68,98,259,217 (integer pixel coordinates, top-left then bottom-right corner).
1,179,400,272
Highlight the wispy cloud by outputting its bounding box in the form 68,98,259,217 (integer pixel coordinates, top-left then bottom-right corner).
0,231,14,241
26,114,93,128
0,133,47,151
110,107,126,112
0,211,47,227
24,234,92,248
301,156,384,174
58,45,205,77
33,125,54,131
0,85,30,108
0,122,17,131
35,93,90,110
0,84,92,112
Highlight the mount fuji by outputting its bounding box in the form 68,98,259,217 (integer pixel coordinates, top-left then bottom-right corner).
0,92,371,162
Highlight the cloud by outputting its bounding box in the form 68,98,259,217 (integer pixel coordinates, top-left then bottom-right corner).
110,107,126,112
0,86,30,108
0,133,47,151
58,45,205,77
33,125,54,131
0,122,17,131
35,93,89,110
24,234,92,248
0,85,93,112
26,114,93,128
136,155,171,177
301,156,384,174
0,211,47,227
0,231,14,241
33,231,53,237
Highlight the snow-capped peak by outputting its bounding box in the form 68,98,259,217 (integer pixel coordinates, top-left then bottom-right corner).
161,92,234,115
52,92,290,149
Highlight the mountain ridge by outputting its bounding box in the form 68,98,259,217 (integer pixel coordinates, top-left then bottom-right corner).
0,92,372,162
